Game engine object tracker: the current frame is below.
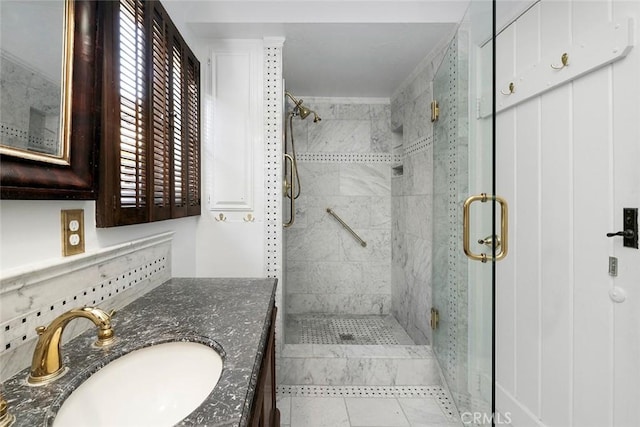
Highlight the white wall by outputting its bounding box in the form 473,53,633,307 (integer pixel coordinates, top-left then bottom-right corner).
194,39,267,278
0,200,197,276
494,1,640,426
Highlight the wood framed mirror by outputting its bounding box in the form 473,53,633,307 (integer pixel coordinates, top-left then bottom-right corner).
0,0,101,199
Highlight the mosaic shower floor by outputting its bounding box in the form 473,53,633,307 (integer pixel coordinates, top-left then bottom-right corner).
285,314,415,345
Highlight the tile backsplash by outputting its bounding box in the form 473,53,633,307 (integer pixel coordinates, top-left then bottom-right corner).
0,232,172,381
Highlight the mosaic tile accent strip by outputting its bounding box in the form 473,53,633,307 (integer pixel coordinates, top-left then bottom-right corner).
393,135,434,165
0,123,58,153
0,233,172,381
263,43,283,280
0,258,167,355
443,36,460,389
295,317,400,345
392,153,403,165
276,385,457,418
405,135,434,156
296,153,391,164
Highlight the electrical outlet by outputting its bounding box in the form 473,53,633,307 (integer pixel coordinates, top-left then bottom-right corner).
61,209,85,256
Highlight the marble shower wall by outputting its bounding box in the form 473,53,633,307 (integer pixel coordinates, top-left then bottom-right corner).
390,45,448,345
285,98,392,315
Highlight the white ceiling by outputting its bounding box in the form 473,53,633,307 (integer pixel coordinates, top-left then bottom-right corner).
169,1,470,98
189,22,456,98
281,23,455,98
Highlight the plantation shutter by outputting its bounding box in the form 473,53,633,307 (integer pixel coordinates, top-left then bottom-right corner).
171,37,186,216
150,6,171,220
186,56,201,215
97,0,201,227
109,0,149,225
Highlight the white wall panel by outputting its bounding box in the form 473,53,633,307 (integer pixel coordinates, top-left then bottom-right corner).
539,85,573,427
208,41,263,212
571,65,614,427
515,2,540,71
540,0,571,51
573,0,612,35
210,52,253,210
611,2,640,426
196,39,266,277
495,1,639,426
513,98,541,414
496,22,518,394
538,4,573,423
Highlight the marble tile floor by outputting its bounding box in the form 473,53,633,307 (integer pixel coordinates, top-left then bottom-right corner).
277,385,462,427
286,314,415,345
279,315,440,387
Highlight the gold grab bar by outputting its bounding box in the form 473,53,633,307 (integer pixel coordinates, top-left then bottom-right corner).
283,154,297,228
326,208,367,247
463,193,508,262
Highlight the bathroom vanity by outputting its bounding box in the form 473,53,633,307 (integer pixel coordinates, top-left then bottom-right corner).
1,277,279,427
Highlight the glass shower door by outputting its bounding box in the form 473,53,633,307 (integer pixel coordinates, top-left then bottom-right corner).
432,0,498,425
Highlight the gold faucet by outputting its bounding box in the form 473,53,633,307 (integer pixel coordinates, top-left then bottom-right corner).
0,392,15,427
28,307,115,385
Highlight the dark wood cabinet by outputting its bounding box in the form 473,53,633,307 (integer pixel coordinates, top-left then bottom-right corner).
249,305,280,427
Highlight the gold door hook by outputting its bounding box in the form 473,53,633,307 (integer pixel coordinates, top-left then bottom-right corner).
500,82,515,95
243,213,255,222
551,53,569,69
215,213,226,222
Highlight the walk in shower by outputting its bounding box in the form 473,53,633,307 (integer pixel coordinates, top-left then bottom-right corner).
279,1,496,424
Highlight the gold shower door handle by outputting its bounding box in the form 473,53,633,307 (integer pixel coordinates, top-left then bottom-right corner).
463,193,509,263
283,154,297,228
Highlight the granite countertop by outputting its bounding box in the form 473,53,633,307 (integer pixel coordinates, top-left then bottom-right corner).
2,277,277,427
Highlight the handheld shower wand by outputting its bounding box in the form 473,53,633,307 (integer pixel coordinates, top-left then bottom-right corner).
283,91,321,227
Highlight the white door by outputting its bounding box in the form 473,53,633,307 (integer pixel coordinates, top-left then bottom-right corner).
494,1,640,426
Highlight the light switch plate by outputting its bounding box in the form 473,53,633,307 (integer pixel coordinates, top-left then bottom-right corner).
61,209,85,256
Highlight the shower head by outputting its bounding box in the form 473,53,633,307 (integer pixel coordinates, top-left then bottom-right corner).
285,91,321,122
298,104,312,120
298,106,322,122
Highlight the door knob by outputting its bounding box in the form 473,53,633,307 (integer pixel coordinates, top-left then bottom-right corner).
606,230,635,238
607,208,638,248
478,235,501,249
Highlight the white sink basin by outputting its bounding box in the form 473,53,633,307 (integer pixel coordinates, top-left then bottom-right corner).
53,341,223,427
